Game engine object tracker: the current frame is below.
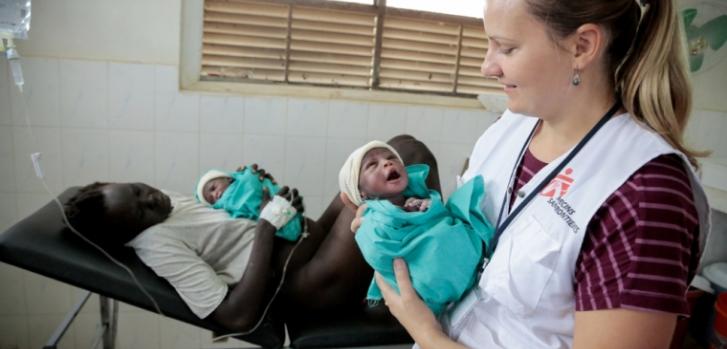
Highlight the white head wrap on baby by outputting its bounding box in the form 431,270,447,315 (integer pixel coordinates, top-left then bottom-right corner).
196,169,232,205
338,140,403,207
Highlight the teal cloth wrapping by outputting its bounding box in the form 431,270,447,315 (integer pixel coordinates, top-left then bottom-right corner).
355,164,493,315
213,168,302,241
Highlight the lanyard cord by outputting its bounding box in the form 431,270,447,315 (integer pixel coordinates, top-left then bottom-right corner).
486,101,621,259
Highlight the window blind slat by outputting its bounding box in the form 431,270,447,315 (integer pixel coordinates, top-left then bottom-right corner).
290,51,372,67
204,23,288,39
289,61,370,76
292,18,374,36
203,55,285,70
205,0,288,18
458,66,489,78
204,12,288,29
381,58,454,74
203,33,286,49
292,29,373,47
459,56,482,68
290,41,373,56
463,26,487,39
460,47,485,59
203,44,285,60
461,37,487,49
383,28,457,45
381,48,455,64
382,38,456,55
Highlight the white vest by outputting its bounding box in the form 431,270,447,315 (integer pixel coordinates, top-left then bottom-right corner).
446,110,711,349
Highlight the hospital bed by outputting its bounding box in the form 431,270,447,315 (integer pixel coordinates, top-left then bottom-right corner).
0,187,412,349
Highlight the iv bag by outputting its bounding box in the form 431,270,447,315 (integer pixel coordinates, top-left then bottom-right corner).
0,0,31,39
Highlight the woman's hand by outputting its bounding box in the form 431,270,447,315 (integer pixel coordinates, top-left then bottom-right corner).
260,186,304,213
276,186,304,213
259,186,303,230
375,259,448,347
238,163,277,184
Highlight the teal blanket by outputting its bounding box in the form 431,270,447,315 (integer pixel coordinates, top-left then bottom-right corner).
213,168,302,241
355,164,493,315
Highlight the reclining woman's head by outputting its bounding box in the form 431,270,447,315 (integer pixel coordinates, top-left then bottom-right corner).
64,182,173,246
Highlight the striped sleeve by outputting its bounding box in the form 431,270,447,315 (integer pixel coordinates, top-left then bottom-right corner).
574,154,700,315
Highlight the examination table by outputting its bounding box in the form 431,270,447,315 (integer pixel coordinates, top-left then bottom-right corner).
0,187,412,349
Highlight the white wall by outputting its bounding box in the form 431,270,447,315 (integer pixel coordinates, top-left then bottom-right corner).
16,0,180,65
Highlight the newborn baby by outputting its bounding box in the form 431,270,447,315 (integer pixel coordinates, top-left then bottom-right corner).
339,140,494,315
196,165,302,241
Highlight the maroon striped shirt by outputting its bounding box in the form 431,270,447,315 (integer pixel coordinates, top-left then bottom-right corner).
512,150,699,315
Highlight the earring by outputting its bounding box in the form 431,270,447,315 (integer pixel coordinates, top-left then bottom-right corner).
572,69,581,86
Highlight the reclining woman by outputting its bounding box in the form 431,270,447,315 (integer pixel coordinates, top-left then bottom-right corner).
62,134,440,334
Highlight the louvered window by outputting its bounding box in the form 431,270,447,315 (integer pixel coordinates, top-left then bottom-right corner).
200,0,501,97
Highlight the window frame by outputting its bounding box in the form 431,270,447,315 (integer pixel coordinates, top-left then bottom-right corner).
180,0,501,108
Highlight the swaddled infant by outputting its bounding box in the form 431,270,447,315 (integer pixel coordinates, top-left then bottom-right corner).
339,140,494,315
196,165,302,241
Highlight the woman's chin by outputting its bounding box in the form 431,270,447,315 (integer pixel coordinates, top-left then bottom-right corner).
506,100,521,114
506,102,535,117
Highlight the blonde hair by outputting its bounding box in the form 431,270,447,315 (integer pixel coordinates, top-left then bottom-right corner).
617,1,707,167
526,0,707,167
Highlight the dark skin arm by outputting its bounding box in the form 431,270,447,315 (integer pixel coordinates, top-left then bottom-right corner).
209,186,302,332
281,199,373,312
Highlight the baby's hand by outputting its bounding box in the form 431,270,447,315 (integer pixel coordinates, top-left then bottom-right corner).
403,198,431,212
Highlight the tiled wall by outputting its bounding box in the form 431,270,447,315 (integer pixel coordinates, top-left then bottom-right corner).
0,57,498,348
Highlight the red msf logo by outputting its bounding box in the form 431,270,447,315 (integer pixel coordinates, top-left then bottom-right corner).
541,168,574,198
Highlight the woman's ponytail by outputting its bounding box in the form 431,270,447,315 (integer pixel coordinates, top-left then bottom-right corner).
616,0,708,168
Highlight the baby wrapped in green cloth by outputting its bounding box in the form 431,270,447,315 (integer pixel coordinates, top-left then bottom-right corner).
196,166,302,241
339,140,494,315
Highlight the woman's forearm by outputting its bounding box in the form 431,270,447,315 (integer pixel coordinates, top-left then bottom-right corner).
210,220,277,331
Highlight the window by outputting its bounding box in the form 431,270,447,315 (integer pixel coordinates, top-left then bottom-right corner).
195,0,500,98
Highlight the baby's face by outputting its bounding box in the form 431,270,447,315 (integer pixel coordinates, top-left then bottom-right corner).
203,177,232,205
358,147,408,200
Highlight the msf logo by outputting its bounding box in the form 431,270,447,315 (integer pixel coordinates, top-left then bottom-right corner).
541,168,574,198
542,168,580,233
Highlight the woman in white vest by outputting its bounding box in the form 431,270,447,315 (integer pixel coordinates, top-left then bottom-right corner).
370,0,712,348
